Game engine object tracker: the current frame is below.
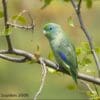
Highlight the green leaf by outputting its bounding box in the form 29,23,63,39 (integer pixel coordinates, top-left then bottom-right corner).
86,0,93,8
76,47,82,56
86,69,92,73
81,42,91,54
67,84,76,90
95,47,100,54
4,28,12,35
86,91,97,99
0,10,3,18
47,67,56,73
12,15,26,24
82,57,92,66
41,0,53,9
47,50,56,73
48,50,54,60
0,28,12,36
82,42,89,49
67,16,75,27
28,59,37,64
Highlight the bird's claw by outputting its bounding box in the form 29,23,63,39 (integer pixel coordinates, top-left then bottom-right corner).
56,64,60,70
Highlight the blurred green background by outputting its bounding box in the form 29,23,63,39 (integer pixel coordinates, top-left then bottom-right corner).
0,0,100,99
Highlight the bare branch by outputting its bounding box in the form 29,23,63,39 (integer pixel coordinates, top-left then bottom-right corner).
34,57,47,100
80,80,94,94
2,0,13,51
13,10,26,25
70,0,100,76
77,0,82,11
0,49,36,60
0,54,27,62
43,58,100,85
7,22,35,30
78,73,100,85
0,49,99,85
8,10,35,31
93,83,99,96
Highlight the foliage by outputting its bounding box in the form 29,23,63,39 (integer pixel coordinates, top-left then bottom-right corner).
87,91,100,100
47,50,56,73
76,42,92,67
76,42,100,68
76,42,100,99
86,0,93,8
41,0,53,9
0,28,12,36
41,0,93,9
0,10,3,18
67,16,75,27
12,15,27,24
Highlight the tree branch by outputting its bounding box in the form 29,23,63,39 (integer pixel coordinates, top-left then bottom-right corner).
0,54,27,62
7,22,35,30
0,49,36,60
7,10,35,31
0,49,100,85
2,0,13,51
70,0,100,77
34,57,47,100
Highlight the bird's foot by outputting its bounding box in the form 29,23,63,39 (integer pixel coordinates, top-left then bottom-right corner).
56,64,60,70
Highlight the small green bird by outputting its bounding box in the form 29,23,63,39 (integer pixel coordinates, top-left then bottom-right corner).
43,23,78,83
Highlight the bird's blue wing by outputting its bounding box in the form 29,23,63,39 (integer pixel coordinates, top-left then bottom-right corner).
57,51,71,66
58,51,67,62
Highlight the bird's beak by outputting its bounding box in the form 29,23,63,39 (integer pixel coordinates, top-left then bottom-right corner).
43,30,46,35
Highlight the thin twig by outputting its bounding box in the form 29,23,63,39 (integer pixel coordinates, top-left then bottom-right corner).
13,10,26,26
7,22,34,30
80,81,99,97
77,0,82,11
2,0,13,51
27,11,35,32
34,57,47,100
80,80,94,94
93,84,99,96
9,10,35,31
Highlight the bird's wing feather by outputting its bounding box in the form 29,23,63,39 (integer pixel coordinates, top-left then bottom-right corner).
57,51,71,66
58,38,77,68
56,38,78,83
57,48,78,83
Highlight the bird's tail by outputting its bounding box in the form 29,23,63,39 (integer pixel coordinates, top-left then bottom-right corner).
70,69,78,84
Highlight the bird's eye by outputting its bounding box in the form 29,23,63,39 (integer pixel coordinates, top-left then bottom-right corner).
49,27,52,30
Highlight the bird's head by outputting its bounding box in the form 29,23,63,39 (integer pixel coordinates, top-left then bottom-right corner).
43,23,62,40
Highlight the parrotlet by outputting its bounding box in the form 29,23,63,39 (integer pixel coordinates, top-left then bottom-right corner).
43,23,78,83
